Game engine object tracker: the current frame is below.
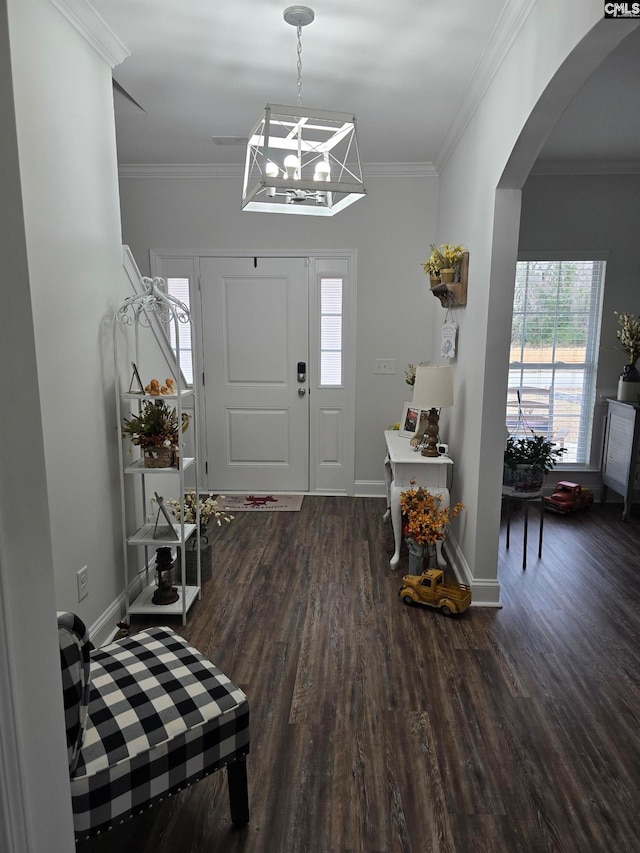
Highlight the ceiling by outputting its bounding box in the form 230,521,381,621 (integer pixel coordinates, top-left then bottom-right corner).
89,0,640,173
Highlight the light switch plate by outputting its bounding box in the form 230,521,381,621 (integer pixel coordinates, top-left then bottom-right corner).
374,359,395,375
77,566,88,601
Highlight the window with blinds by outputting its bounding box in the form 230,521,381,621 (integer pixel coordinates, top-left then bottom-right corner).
166,277,193,385
320,277,343,386
507,259,606,465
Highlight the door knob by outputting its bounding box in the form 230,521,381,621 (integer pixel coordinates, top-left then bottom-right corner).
298,387,306,397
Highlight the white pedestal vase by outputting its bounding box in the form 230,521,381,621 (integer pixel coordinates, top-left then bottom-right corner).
617,362,640,403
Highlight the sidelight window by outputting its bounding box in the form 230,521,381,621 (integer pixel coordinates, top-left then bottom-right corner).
166,277,193,385
319,277,343,386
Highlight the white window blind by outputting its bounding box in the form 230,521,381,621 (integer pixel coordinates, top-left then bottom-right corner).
320,277,343,386
166,277,193,385
508,259,606,465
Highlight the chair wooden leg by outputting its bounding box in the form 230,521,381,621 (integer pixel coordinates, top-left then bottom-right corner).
227,758,249,826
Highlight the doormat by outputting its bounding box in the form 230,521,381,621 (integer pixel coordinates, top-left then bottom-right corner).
218,494,304,512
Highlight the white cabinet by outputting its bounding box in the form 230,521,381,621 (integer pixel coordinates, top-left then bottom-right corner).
114,278,201,625
601,399,640,520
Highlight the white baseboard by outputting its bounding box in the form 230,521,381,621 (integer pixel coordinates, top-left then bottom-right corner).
444,534,502,608
354,479,386,498
89,565,150,647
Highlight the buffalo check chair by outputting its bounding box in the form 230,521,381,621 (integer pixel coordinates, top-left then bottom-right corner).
57,612,250,840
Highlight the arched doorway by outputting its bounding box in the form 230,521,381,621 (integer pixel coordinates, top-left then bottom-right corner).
432,15,640,604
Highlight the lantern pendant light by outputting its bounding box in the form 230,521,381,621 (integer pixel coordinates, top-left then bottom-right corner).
242,6,366,216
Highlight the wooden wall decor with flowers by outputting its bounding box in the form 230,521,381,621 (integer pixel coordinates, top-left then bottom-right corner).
422,245,469,308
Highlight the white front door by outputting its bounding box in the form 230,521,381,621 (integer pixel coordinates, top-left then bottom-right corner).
199,256,309,492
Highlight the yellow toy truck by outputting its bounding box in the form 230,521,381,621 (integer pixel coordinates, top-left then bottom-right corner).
398,568,471,616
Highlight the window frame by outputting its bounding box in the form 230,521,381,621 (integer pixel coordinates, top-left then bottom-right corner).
509,252,607,466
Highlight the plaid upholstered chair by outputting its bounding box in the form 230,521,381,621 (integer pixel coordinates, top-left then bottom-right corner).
57,612,250,840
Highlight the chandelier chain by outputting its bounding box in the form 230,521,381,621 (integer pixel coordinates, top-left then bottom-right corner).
296,23,303,106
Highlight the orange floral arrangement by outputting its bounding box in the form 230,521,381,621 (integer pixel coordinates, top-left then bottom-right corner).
400,481,463,547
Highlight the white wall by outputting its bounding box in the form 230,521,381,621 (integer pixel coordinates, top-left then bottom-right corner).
519,173,640,479
520,172,640,390
432,3,636,601
118,170,440,487
0,1,74,847
1,0,129,848
10,0,129,629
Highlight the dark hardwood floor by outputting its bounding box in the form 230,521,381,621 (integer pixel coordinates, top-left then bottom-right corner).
77,496,640,853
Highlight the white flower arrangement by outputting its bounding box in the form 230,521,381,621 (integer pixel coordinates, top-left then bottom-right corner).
615,311,640,364
164,492,234,533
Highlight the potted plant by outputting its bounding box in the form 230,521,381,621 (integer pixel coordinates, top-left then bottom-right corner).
400,481,464,572
503,429,566,491
439,243,465,283
166,491,234,534
615,310,640,401
422,244,445,286
121,399,191,467
165,492,234,584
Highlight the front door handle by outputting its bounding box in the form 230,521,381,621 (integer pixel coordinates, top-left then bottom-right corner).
298,387,306,397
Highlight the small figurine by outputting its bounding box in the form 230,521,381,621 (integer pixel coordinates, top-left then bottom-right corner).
544,481,594,514
145,378,161,396
398,568,471,616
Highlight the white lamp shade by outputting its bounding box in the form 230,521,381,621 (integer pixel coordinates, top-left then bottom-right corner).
412,365,454,409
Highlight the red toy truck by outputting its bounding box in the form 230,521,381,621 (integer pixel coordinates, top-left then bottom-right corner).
543,481,593,514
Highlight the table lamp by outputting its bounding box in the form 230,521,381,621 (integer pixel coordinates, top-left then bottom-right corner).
412,365,454,457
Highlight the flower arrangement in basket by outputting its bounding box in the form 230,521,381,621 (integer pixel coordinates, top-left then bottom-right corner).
121,399,191,467
400,481,463,571
165,492,234,539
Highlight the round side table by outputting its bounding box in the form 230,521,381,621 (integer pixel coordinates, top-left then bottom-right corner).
502,486,544,570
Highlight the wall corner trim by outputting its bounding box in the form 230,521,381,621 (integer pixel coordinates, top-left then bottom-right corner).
49,0,130,67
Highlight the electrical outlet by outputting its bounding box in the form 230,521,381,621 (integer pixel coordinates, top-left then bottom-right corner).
77,566,88,601
374,358,395,375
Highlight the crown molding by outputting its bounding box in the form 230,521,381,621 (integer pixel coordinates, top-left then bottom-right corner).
529,158,640,176
433,0,537,174
118,164,242,179
49,0,130,68
118,162,438,180
364,162,438,178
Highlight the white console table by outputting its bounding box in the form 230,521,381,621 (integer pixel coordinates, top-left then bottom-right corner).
383,430,453,570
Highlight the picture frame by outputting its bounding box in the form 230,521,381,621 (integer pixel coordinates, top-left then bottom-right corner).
399,402,423,438
128,362,145,394
152,491,179,540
